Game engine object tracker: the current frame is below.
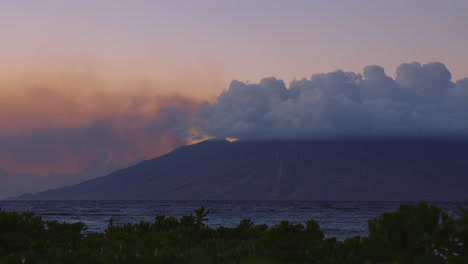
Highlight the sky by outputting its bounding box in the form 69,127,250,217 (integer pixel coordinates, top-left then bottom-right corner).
1,0,468,198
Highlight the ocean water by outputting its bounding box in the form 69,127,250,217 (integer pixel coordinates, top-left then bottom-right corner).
0,200,465,240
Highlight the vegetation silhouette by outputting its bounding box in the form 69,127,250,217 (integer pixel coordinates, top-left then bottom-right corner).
0,203,467,263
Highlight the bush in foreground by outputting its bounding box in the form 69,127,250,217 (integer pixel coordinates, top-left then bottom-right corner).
0,204,467,263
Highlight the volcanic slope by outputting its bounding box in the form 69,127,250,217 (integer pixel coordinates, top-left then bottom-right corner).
12,139,468,201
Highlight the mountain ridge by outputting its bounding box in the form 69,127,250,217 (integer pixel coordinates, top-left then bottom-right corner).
9,138,468,201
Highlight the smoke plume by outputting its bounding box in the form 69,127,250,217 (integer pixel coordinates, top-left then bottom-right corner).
0,67,201,198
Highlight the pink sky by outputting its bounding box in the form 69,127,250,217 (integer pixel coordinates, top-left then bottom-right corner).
1,0,468,197
2,0,468,84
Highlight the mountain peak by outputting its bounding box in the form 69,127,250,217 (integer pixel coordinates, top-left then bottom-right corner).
10,139,468,201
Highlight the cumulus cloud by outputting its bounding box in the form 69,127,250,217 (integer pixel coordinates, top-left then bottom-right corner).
195,62,468,140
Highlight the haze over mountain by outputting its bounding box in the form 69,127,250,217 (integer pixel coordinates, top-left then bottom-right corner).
2,1,468,200
11,138,468,201
2,61,468,198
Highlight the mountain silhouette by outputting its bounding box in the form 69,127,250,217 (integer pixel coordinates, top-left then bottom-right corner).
11,138,468,201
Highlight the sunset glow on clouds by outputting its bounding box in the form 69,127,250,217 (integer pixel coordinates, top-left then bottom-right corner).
0,67,201,175
0,66,204,197
1,0,468,197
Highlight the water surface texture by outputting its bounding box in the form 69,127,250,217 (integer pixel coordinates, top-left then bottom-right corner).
0,200,464,240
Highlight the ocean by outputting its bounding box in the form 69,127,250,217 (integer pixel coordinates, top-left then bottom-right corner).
0,200,465,240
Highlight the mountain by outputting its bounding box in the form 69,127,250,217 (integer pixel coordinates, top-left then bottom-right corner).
10,139,468,201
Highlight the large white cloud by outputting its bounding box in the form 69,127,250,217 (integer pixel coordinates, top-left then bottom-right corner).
195,62,468,140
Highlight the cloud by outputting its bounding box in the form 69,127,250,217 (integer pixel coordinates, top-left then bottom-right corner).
194,62,468,140
2,61,467,197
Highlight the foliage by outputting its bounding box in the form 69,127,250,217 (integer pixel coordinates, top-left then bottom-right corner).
0,203,467,263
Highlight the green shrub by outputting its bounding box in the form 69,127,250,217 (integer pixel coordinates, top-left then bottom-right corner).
0,204,466,263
